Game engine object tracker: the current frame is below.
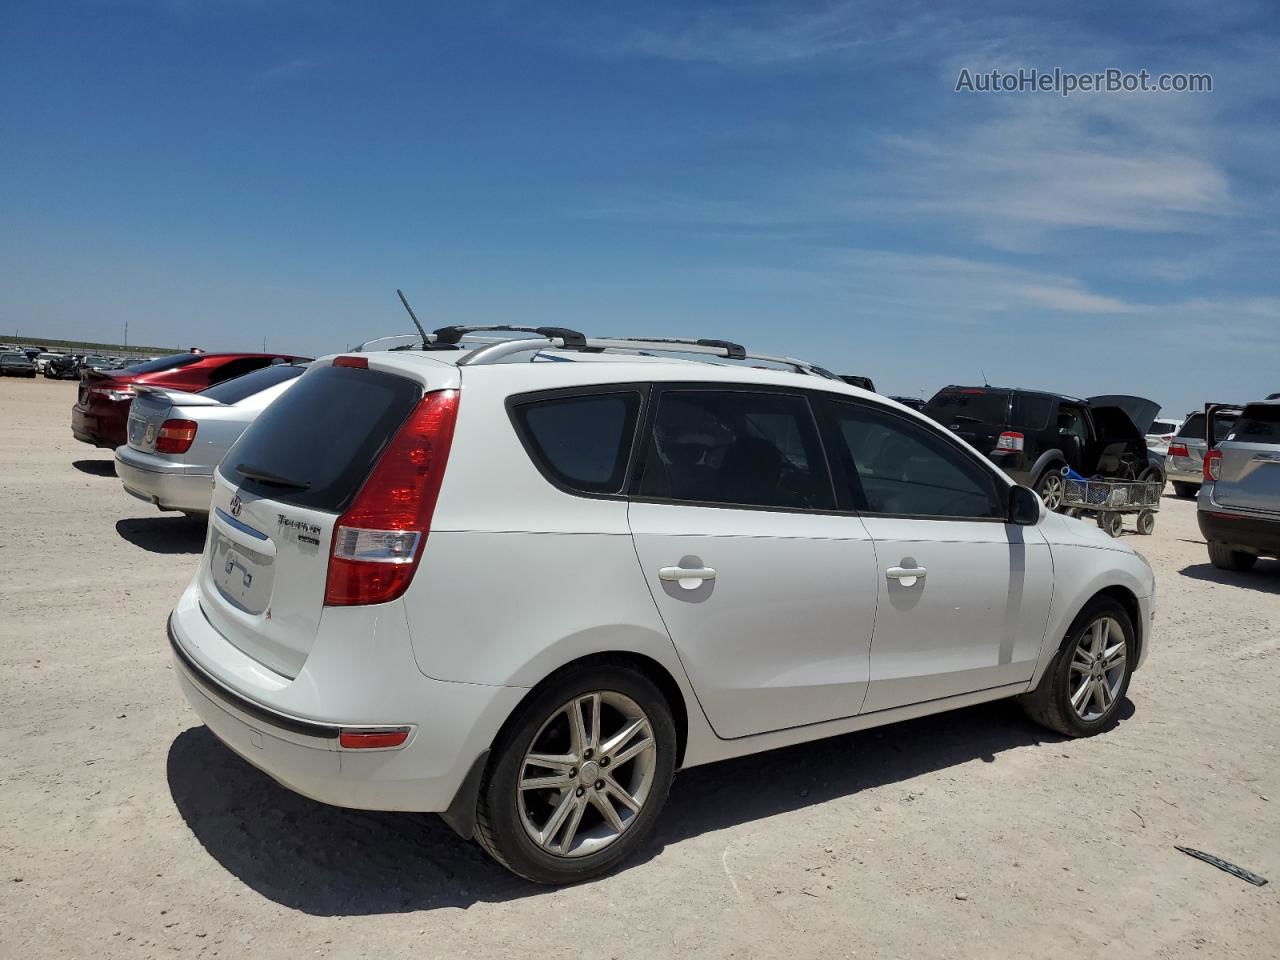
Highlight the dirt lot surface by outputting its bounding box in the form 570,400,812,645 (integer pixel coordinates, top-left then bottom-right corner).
1,376,1277,959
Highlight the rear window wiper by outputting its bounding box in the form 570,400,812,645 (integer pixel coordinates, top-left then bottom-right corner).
235,463,311,490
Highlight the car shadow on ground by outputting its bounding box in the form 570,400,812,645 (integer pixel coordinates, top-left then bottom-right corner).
115,516,206,554
167,697,1131,916
72,459,116,477
1179,561,1280,594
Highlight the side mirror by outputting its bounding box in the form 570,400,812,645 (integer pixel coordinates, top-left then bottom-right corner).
1009,485,1041,525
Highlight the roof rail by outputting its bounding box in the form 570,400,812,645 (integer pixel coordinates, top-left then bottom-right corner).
456,333,838,379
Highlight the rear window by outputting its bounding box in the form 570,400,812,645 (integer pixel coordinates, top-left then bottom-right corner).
120,353,204,375
510,391,641,495
201,364,306,405
219,366,422,512
924,389,1010,426
1176,412,1238,440
1229,405,1280,443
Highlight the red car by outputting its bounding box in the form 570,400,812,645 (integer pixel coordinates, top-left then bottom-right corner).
71,352,310,449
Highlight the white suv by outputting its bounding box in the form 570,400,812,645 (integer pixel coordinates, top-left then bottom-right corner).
167,328,1154,883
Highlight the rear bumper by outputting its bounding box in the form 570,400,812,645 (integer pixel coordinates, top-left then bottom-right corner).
167,585,525,814
1198,503,1280,557
114,446,212,513
72,403,127,447
1165,456,1201,484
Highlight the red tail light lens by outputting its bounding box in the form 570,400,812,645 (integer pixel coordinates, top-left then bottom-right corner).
1167,442,1189,458
339,727,410,749
1204,448,1222,482
996,431,1025,452
324,389,459,606
155,419,198,453
333,355,369,368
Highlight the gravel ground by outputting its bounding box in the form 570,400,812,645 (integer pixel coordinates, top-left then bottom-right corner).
1,376,1277,960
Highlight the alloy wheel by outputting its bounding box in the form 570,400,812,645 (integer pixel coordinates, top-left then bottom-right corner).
517,691,658,858
1039,473,1065,511
1068,617,1126,721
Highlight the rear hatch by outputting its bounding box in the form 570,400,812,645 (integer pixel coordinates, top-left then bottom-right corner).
1087,395,1160,438
923,388,1012,450
127,386,221,453
1212,404,1280,514
197,360,448,677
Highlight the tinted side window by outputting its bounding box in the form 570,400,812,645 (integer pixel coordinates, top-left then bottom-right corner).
511,392,641,495
638,390,833,511
1176,413,1237,441
825,400,1003,519
1012,394,1053,429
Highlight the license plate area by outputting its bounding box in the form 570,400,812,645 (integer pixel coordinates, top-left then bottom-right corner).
210,530,274,614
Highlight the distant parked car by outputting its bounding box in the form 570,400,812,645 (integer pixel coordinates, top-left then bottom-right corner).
0,351,37,377
1146,418,1181,454
44,354,82,379
889,395,927,412
71,351,310,448
1166,406,1242,498
1198,400,1280,571
33,352,65,373
81,356,115,372
923,386,1164,510
115,363,309,515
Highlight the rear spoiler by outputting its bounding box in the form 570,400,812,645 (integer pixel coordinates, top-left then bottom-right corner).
133,384,224,407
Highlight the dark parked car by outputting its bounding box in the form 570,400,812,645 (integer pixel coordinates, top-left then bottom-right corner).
923,386,1163,510
0,351,37,377
45,354,83,379
889,395,927,411
71,352,310,448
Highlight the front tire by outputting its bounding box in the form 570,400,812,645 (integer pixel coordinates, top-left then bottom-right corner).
474,664,677,884
1020,596,1134,737
1208,541,1257,572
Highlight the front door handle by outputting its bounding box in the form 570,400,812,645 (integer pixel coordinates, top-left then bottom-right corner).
886,566,927,586
658,565,717,589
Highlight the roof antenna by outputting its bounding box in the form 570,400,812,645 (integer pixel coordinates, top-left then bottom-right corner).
396,289,430,350
981,368,990,387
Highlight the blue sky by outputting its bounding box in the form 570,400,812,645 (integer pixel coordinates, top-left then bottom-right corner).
2,1,1278,415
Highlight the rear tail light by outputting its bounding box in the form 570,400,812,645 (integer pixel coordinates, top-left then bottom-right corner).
155,419,198,454
324,389,460,606
996,431,1025,452
1204,449,1222,482
1167,442,1190,458
90,385,135,402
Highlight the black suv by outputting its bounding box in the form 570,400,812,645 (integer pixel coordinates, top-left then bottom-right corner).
923,386,1163,509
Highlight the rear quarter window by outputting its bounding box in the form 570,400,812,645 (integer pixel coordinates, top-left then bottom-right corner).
509,390,642,495
1011,394,1054,429
924,390,1011,425
1176,413,1238,440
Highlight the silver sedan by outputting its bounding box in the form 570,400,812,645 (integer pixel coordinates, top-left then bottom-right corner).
114,363,307,514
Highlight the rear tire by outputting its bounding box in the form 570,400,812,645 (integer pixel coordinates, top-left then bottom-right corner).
474,663,677,884
1036,469,1066,512
1208,541,1257,572
1172,481,1199,498
1020,596,1134,738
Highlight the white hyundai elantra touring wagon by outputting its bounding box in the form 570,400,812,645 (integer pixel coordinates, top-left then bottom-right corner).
168,328,1154,883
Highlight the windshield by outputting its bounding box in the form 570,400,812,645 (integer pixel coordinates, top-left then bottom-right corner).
924,389,1010,425
119,353,204,375
1,352,27,362
201,363,306,405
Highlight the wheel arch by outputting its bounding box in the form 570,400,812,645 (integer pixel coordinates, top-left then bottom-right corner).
1093,584,1143,665
1030,449,1067,486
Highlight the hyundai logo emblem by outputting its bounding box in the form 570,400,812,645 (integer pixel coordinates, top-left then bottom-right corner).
230,494,242,517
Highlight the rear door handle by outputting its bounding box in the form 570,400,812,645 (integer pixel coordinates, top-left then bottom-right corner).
886,566,927,585
658,566,717,589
